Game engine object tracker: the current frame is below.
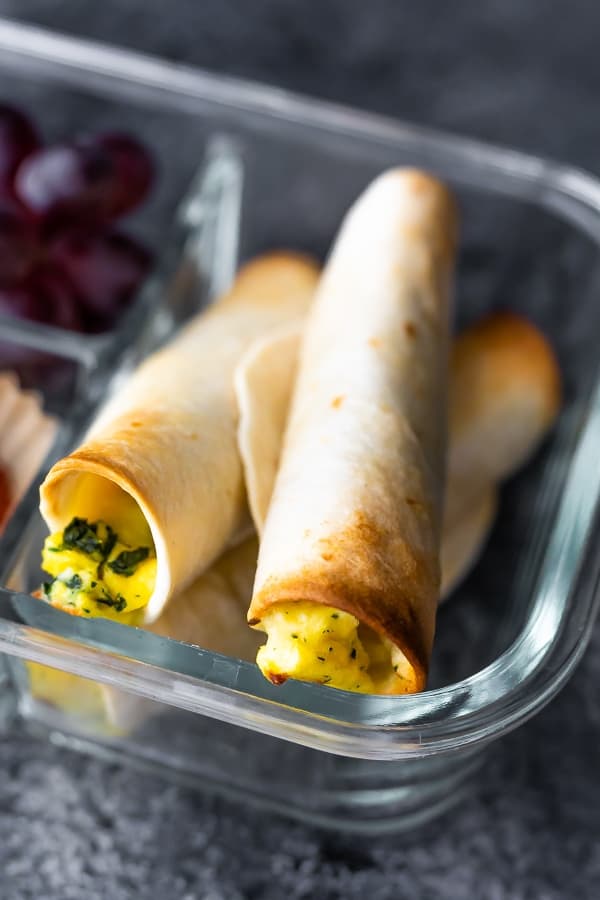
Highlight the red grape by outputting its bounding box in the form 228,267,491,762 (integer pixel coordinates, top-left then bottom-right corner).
31,264,85,331
0,106,156,346
15,133,154,226
14,142,116,225
0,104,40,200
94,133,155,218
0,265,80,366
0,263,82,331
0,207,39,286
48,229,151,328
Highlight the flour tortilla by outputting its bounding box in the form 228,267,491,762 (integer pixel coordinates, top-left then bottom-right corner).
149,536,262,660
440,487,497,600
39,252,319,623
101,536,262,730
447,311,561,520
236,312,559,561
235,322,304,534
249,169,458,692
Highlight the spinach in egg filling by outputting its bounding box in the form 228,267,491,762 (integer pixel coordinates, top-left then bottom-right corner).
40,517,157,620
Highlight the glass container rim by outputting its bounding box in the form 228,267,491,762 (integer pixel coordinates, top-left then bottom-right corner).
0,17,598,759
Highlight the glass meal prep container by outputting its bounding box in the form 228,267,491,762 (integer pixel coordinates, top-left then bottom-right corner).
0,18,600,834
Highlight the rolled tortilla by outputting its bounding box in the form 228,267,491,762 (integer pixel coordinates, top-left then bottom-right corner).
237,306,560,624
447,311,561,519
104,307,561,718
440,487,497,599
237,313,560,537
101,536,263,731
149,536,262,660
39,252,320,623
249,169,458,694
235,323,303,533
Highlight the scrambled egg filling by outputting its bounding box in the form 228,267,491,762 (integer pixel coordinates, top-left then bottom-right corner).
256,602,415,693
41,517,156,621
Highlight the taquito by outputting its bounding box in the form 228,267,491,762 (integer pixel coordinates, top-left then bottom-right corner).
249,169,458,694
107,311,560,715
101,536,263,730
236,312,560,537
440,487,497,599
32,306,559,727
235,323,302,534
38,252,319,624
447,311,561,520
149,536,261,660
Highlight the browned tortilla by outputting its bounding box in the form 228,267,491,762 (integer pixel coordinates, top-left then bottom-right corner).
249,169,458,691
39,252,319,623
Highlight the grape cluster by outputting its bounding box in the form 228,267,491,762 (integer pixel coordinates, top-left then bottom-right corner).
0,104,154,343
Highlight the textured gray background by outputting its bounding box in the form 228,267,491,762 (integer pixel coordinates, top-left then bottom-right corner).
1,2,600,898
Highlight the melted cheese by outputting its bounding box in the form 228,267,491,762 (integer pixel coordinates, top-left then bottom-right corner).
256,601,415,693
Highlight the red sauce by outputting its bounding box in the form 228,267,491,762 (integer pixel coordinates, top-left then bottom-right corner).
0,468,10,531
